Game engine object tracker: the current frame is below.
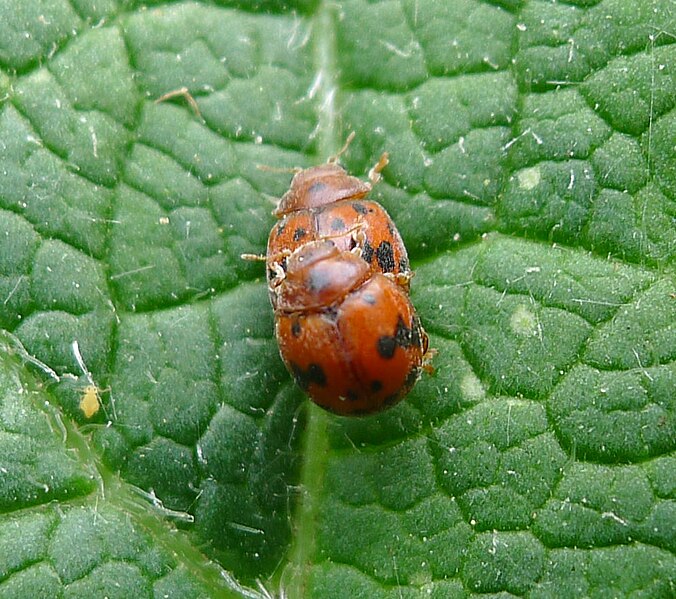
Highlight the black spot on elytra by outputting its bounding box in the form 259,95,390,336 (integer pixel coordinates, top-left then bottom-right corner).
346,389,359,402
276,222,286,236
291,318,302,337
377,316,416,359
309,181,327,194
361,239,374,264
377,336,397,359
291,362,327,390
370,380,383,393
293,227,307,241
395,316,415,348
267,267,276,281
376,241,395,272
352,202,368,215
280,257,288,272
330,217,346,231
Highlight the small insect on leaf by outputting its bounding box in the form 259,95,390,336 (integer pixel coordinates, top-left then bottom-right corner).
71,340,109,420
79,384,101,419
249,135,431,415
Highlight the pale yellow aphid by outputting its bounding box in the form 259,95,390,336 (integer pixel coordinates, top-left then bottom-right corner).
79,384,102,419
71,340,108,420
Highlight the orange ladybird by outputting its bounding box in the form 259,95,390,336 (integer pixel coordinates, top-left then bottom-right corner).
266,154,412,301
273,241,427,414
254,144,429,415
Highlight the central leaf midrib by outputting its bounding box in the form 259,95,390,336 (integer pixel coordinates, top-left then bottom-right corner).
284,2,339,596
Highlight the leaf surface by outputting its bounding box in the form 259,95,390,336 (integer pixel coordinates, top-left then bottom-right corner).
0,0,674,597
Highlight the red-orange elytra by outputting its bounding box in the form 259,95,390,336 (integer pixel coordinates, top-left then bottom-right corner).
253,141,429,415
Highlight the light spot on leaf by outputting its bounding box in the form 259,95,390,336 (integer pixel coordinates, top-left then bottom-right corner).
510,304,539,337
517,166,541,190
460,372,485,403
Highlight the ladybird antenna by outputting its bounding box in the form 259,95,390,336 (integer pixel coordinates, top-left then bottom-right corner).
368,152,389,184
328,131,356,164
240,253,267,261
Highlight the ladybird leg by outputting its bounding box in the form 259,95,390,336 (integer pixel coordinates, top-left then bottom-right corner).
268,261,286,288
384,271,414,287
315,223,365,248
155,87,203,120
419,328,436,373
368,152,389,185
328,131,356,164
266,249,292,288
422,348,437,374
349,227,368,258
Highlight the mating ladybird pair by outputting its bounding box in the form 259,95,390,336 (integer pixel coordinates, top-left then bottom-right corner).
247,137,429,415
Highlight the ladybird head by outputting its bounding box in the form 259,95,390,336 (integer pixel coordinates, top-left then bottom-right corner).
274,163,371,217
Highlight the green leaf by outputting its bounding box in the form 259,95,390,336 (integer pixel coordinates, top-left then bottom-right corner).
1,0,674,597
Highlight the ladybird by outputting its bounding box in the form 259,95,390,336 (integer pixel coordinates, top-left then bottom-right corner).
274,241,428,414
246,140,429,415
266,152,413,299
